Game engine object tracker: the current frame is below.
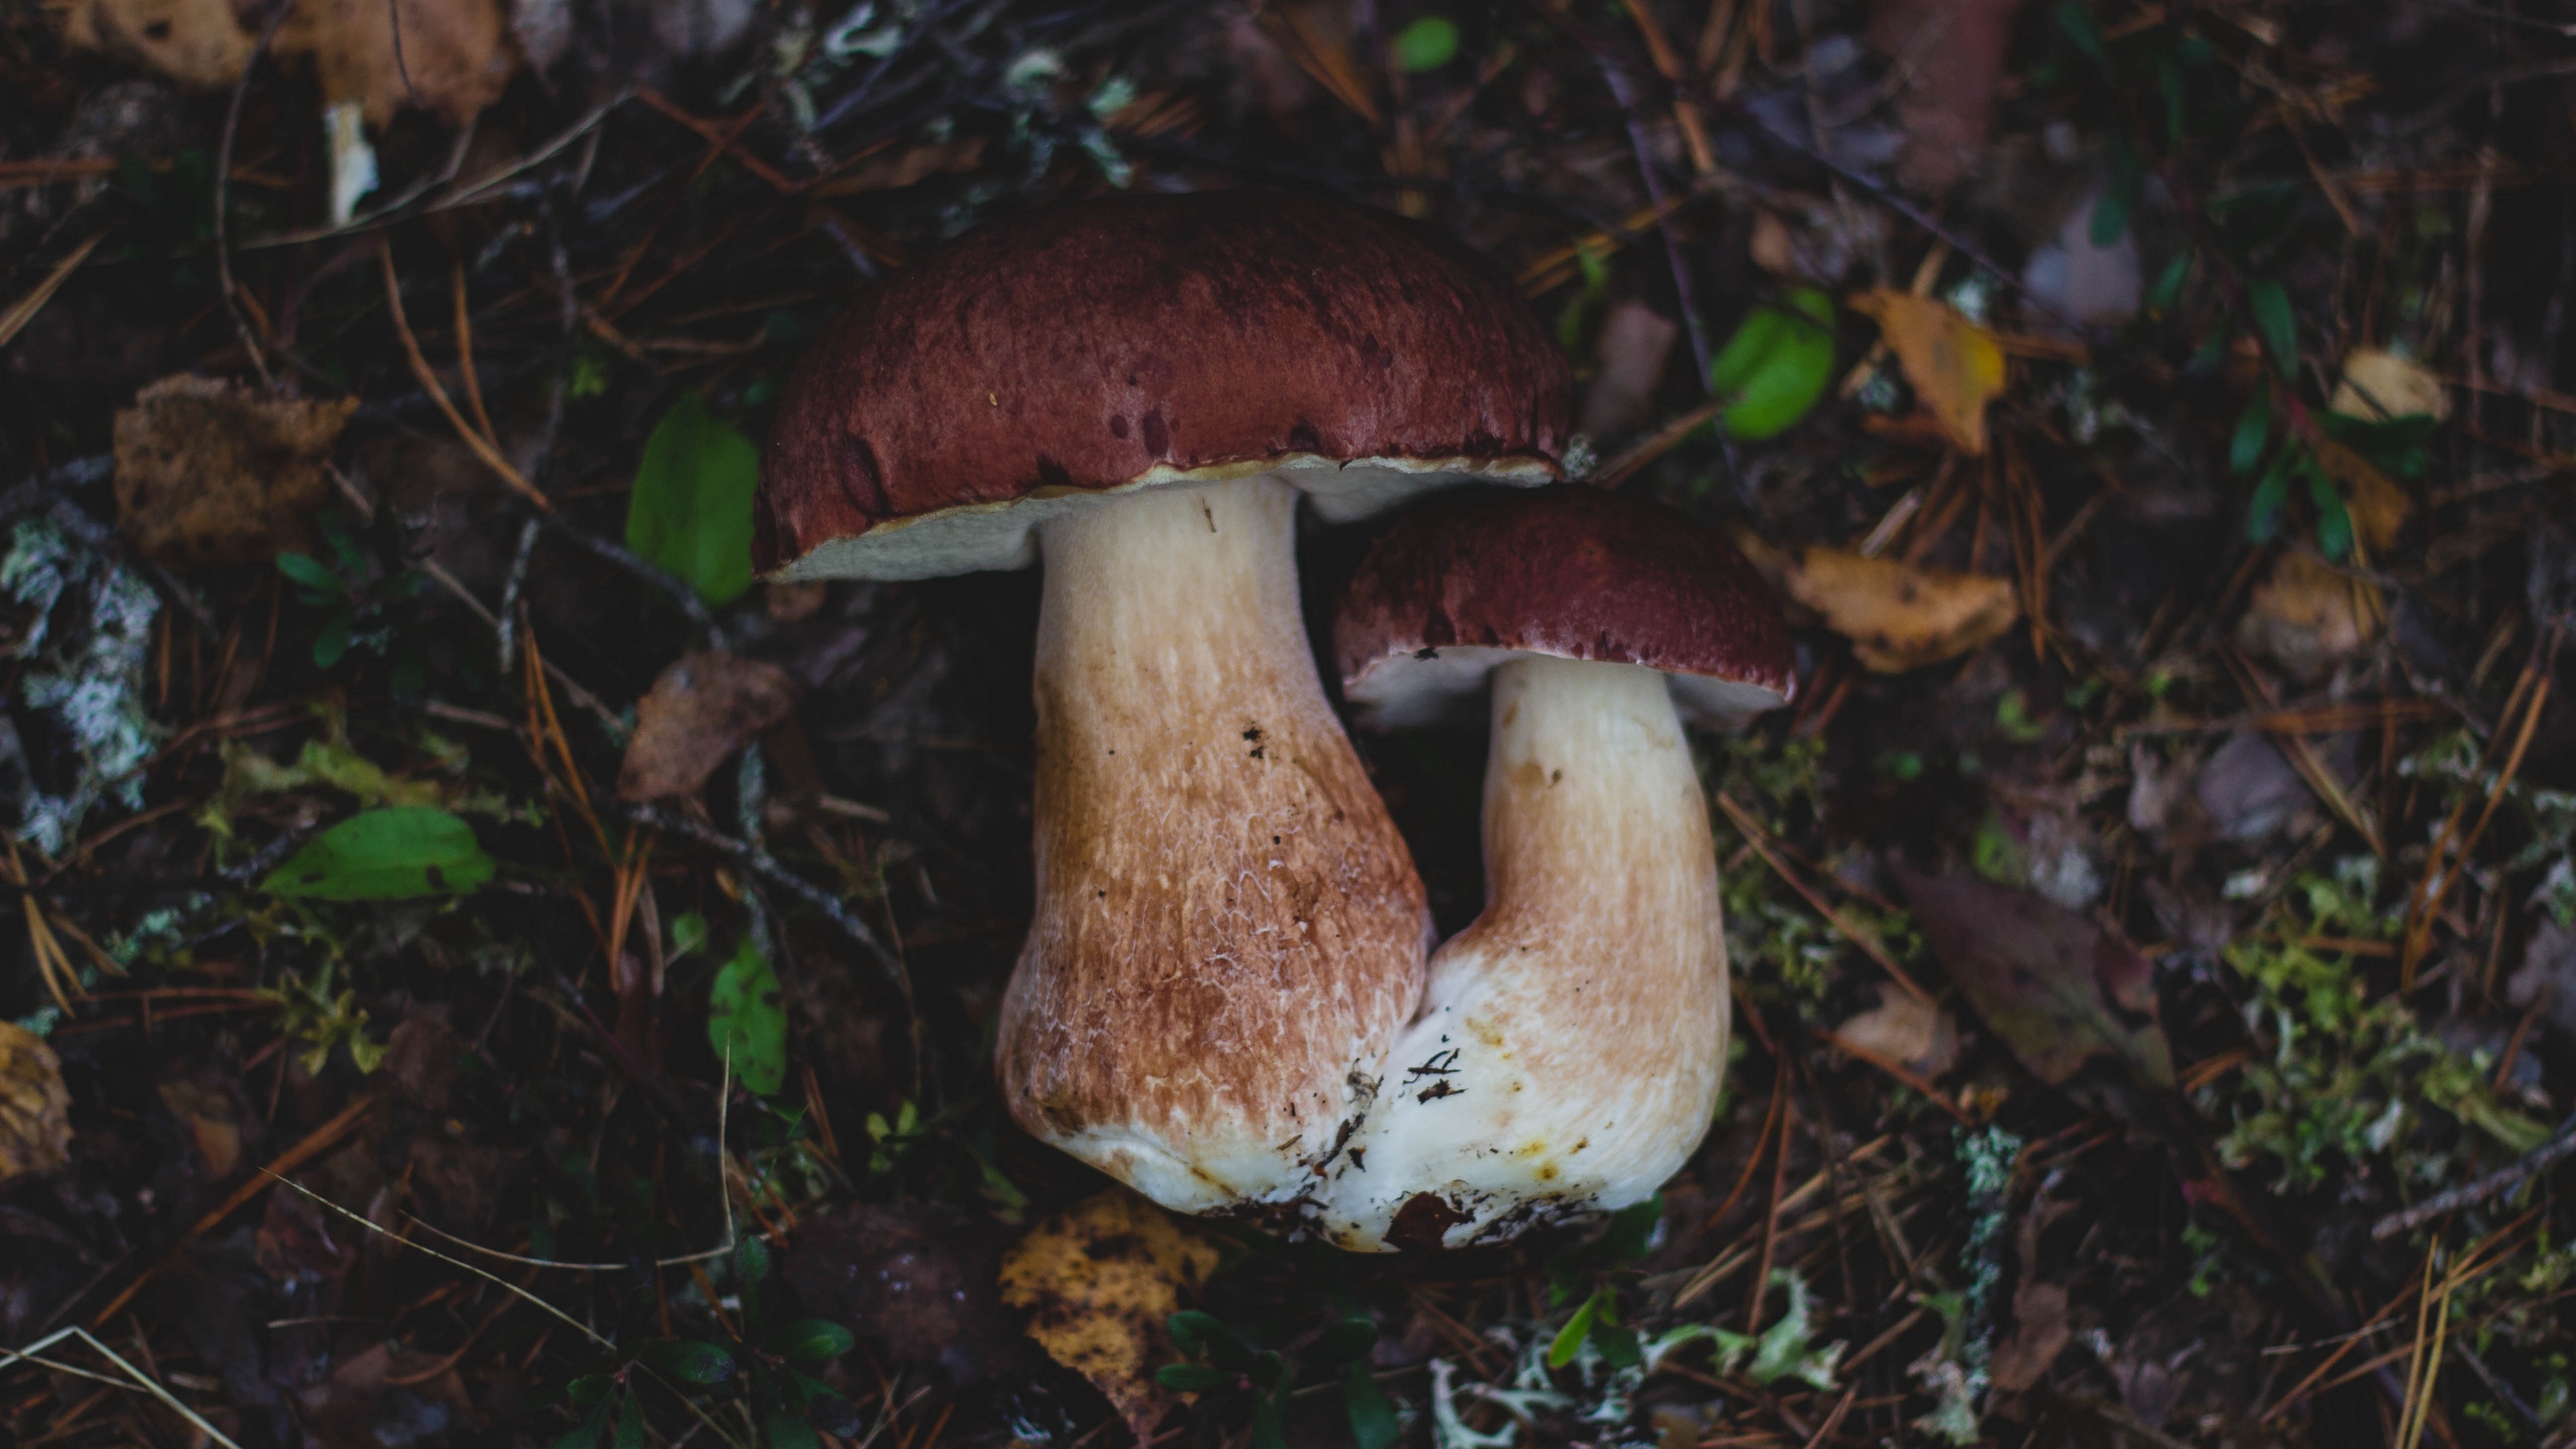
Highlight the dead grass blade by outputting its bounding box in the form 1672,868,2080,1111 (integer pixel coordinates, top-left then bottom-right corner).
376,244,549,511
0,233,105,351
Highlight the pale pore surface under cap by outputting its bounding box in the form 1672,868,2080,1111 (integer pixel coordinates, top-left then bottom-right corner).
768,454,1557,584
995,475,1430,1215
1318,654,1730,1250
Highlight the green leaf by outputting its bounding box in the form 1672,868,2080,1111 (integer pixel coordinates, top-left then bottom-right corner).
2055,0,2106,64
772,1319,857,1366
1602,1195,1664,1260
614,1392,645,1449
1547,1289,1603,1368
1709,288,1835,441
761,1403,822,1449
1250,1396,1288,1449
1391,15,1459,72
1316,1315,1378,1364
1170,1310,1254,1369
1248,1349,1289,1397
2229,388,2272,474
311,611,354,669
566,1375,615,1409
1594,1318,1644,1370
2307,461,2353,561
637,1339,736,1385
2249,279,2298,376
2248,450,2292,543
276,552,347,597
707,941,788,1096
625,392,760,606
552,1391,613,1449
735,1234,773,1290
1157,1363,1230,1392
2093,136,2143,248
2146,254,2190,314
1344,1359,1399,1449
260,807,494,900
2157,47,2188,149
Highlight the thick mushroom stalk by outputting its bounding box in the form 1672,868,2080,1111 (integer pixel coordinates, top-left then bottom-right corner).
1320,654,1725,1250
998,475,1429,1214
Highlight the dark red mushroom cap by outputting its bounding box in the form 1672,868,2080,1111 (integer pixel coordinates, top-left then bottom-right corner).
756,191,1574,581
1335,486,1799,729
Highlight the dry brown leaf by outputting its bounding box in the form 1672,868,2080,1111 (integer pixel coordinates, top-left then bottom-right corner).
113,374,356,568
157,1076,246,1179
1829,984,1960,1079
1578,299,1679,439
50,0,255,89
1781,547,2019,672
1868,0,2030,195
0,1022,71,1183
2237,551,2377,678
53,0,514,125
998,1189,1220,1442
2329,348,2448,423
1850,290,2007,454
1989,1278,2071,1392
617,652,802,802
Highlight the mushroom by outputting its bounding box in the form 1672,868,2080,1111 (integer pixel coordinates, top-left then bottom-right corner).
1319,486,1794,1250
756,192,1572,1216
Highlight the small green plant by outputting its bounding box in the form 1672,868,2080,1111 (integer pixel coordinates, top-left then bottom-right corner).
1158,1305,1395,1449
277,512,430,686
706,938,789,1095
554,1236,860,1448
261,961,386,1075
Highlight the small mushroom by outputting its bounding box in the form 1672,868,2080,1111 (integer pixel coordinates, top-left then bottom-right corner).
756,193,1573,1215
1320,487,1794,1250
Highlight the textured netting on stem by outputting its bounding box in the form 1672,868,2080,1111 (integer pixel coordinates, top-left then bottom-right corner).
754,190,1574,1217
1323,486,1794,1250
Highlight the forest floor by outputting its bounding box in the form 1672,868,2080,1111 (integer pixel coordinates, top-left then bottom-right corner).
1,0,2573,1446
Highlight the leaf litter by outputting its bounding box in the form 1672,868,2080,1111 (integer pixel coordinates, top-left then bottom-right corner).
0,2,2571,1446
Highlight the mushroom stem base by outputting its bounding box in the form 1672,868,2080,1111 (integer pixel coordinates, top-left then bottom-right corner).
1321,653,1729,1250
998,476,1430,1216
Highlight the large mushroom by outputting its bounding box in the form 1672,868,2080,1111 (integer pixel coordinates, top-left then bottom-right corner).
1320,486,1794,1250
757,192,1572,1215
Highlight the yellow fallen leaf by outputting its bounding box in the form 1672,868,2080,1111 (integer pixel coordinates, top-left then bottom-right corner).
998,1189,1220,1442
1781,547,2019,672
2329,348,2448,423
1851,289,2007,455
2238,550,2378,678
0,1022,72,1182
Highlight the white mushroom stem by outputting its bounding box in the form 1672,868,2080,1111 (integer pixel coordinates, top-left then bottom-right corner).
997,475,1428,1216
1321,652,1729,1250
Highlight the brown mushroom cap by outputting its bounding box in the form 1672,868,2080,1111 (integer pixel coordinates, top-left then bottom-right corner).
756,191,1574,581
1335,486,1798,729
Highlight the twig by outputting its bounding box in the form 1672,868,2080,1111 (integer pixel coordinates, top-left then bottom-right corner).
0,233,104,353
215,0,294,384
1715,791,1932,1001
1594,56,1714,388
2373,1114,2576,1240
614,802,904,986
87,1095,382,1326
539,517,731,650
0,1326,245,1448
